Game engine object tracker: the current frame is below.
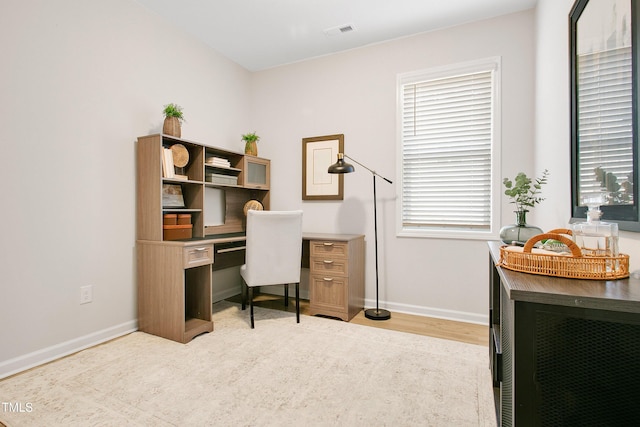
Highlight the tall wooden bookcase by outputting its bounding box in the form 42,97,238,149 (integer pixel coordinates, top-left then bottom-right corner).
136,133,270,343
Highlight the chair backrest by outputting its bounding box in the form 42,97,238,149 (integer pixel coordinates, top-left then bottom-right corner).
243,210,303,287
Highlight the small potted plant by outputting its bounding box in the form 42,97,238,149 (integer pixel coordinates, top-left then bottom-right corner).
162,103,185,137
242,132,260,156
500,169,549,244
503,169,549,214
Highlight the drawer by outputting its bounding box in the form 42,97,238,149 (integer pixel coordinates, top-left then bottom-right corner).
310,257,348,276
183,244,214,269
212,241,246,271
310,275,347,311
309,240,348,258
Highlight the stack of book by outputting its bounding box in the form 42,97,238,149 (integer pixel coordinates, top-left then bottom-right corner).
162,148,175,178
206,156,231,168
162,148,187,180
206,173,238,186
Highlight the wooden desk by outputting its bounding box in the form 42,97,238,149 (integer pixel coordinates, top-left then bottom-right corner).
488,241,640,426
137,233,365,343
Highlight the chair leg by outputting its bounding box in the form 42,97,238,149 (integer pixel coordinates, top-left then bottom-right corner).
295,282,300,324
284,284,289,307
249,286,255,329
241,280,247,310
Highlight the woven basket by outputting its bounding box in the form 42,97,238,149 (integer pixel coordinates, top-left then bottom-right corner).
499,229,629,280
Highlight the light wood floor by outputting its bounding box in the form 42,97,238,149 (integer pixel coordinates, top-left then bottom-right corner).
227,294,488,347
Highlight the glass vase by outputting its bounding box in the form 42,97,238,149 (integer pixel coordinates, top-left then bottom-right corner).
499,210,543,245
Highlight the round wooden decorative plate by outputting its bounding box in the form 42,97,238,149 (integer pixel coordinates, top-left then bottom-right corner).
243,199,264,216
171,144,189,168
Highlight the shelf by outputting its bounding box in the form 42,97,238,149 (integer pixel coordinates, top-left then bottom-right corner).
162,178,203,185
184,318,213,341
204,164,242,174
185,317,210,330
162,208,202,213
204,182,243,190
203,182,269,191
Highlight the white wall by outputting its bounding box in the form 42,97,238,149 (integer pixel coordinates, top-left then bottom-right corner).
534,0,640,270
0,0,251,377
8,0,628,380
251,10,536,324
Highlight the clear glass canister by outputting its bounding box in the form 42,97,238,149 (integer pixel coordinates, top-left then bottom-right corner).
571,194,619,258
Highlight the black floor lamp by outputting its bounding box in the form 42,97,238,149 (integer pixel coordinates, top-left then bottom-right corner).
328,153,392,321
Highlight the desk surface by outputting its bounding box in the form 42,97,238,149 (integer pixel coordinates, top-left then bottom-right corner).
301,232,365,242
139,232,364,246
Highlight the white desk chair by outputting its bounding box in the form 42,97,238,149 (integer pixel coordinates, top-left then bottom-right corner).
240,210,303,328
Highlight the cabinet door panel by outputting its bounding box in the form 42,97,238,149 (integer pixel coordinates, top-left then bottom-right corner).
243,157,270,189
310,276,347,310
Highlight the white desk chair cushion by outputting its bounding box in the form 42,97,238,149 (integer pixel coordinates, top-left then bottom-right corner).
240,210,303,287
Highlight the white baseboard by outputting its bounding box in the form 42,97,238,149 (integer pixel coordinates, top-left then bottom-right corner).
212,287,241,302
218,290,485,325
0,320,137,380
367,298,489,325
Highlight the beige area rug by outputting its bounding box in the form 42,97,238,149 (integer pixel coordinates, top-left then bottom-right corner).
0,301,496,426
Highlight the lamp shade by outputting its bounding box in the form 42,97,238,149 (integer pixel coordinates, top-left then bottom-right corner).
327,153,355,174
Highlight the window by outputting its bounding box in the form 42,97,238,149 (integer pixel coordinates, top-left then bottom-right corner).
397,57,501,239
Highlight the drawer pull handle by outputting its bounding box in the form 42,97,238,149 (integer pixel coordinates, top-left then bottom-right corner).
194,248,207,252
217,246,246,254
323,242,334,246
323,277,334,281
323,260,334,264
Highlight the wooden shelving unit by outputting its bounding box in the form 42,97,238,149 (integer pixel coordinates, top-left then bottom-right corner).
136,133,271,343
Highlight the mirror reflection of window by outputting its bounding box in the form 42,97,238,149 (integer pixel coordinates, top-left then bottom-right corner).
576,0,634,207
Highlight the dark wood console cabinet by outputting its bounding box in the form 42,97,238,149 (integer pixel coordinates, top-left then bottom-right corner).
488,241,640,426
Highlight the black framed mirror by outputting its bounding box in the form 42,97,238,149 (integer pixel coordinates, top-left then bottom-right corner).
570,0,640,231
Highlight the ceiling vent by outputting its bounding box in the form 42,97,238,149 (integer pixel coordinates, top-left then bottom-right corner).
324,24,356,37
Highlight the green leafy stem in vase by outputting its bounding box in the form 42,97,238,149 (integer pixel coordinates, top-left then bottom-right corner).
241,132,260,143
503,169,550,213
163,103,185,124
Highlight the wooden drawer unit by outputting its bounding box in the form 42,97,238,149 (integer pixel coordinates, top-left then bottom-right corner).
183,244,213,269
307,234,365,321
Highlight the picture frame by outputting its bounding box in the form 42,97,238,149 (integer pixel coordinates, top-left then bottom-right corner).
302,134,344,200
162,183,185,208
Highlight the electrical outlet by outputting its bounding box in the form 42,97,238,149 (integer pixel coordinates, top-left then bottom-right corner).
80,285,93,304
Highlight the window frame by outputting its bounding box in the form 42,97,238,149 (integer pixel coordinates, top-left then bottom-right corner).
570,0,640,231
396,57,502,240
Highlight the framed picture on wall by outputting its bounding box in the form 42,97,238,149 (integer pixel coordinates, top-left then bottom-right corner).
302,134,344,200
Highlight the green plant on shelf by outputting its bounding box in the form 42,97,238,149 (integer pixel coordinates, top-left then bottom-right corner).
163,103,185,124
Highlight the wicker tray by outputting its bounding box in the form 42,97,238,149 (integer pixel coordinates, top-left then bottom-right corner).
499,229,629,280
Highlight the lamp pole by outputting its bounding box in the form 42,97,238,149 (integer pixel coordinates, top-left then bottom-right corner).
330,154,392,321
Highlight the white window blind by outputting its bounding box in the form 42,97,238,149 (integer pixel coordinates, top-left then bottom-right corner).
577,46,634,204
398,59,499,238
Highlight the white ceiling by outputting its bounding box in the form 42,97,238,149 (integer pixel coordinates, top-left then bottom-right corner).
136,0,538,71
